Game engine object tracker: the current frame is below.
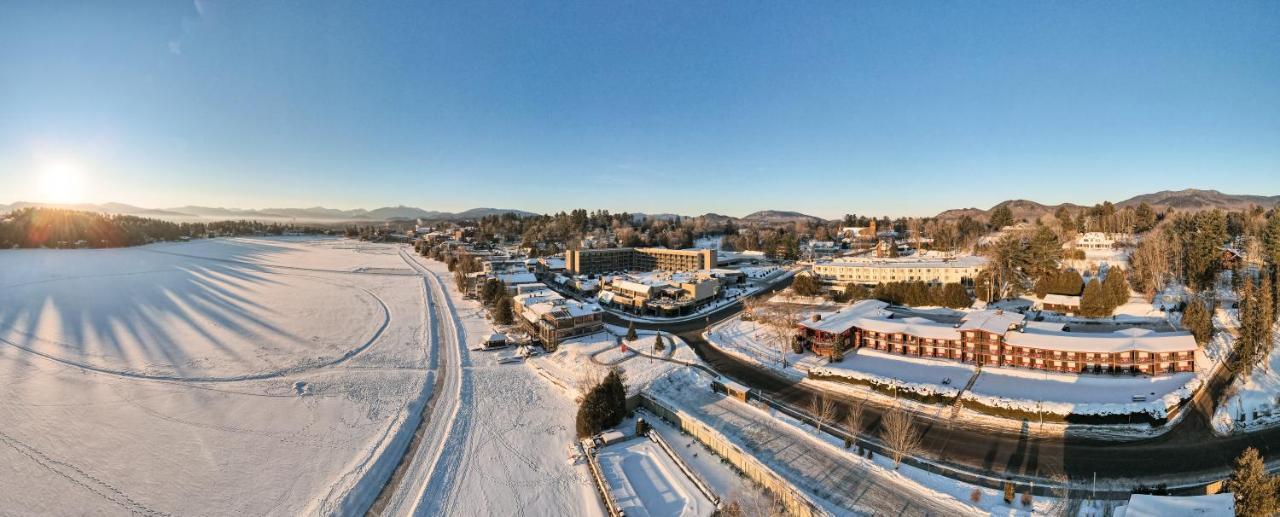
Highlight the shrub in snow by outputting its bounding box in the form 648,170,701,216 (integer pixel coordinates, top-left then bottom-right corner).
969,488,982,503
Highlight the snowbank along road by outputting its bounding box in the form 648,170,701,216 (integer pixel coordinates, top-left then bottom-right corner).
379,250,469,516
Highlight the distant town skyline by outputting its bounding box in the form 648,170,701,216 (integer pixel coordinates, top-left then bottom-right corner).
2,1,1278,218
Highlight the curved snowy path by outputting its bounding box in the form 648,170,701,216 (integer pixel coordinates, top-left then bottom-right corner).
379,250,469,516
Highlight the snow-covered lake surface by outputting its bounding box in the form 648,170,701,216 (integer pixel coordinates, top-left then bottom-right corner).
0,237,430,514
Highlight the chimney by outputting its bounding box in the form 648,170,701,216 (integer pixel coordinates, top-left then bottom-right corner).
812,314,822,322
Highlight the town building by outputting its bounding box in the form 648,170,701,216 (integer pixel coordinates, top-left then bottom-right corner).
1074,232,1124,250
1040,294,1082,314
597,271,721,317
565,247,716,275
796,300,1197,375
811,255,987,286
512,288,604,347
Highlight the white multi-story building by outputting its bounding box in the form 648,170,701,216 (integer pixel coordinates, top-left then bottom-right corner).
811,255,987,286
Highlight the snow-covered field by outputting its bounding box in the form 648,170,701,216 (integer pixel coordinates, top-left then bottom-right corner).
596,438,715,517
0,237,430,514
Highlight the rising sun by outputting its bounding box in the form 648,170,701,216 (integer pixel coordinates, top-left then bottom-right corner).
36,161,87,204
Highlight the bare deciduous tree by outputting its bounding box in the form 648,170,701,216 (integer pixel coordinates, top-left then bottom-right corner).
809,394,837,436
726,487,786,517
843,399,865,441
881,405,923,469
762,304,801,365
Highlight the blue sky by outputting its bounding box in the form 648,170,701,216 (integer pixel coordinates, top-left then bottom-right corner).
2,1,1278,217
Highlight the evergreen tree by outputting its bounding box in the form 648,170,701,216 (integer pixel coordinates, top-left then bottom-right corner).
1184,210,1227,291
494,296,514,325
625,322,638,342
1182,297,1214,346
480,279,505,306
1237,279,1260,376
1264,213,1280,268
1225,447,1279,517
1102,267,1130,308
831,339,845,362
575,369,628,438
1134,202,1157,233
941,283,972,308
1079,279,1107,318
653,333,665,352
989,205,1014,230
792,274,823,297
1259,272,1275,364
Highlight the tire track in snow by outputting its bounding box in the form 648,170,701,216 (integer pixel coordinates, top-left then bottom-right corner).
0,429,168,516
375,250,467,516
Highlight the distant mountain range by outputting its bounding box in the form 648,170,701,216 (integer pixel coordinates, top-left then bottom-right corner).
3,188,1270,226
935,189,1280,222
738,210,828,225
0,202,538,222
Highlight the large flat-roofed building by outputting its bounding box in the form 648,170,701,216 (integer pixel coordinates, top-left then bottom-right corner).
811,254,987,286
597,271,721,317
512,288,604,347
565,247,716,275
796,300,1197,375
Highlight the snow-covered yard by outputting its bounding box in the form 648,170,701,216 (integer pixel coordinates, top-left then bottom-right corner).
595,438,715,517
966,366,1200,418
529,325,700,398
0,237,429,514
811,349,973,399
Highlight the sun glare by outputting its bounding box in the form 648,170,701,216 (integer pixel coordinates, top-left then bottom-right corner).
36,161,87,204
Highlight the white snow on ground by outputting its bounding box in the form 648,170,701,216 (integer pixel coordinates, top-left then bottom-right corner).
0,237,430,515
811,348,973,399
965,366,1199,418
689,235,723,250
1212,318,1280,434
704,314,818,378
529,325,699,398
391,254,604,517
596,438,715,517
641,413,765,507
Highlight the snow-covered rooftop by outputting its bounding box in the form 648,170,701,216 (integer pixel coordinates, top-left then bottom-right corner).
857,315,961,340
822,254,988,269
1006,326,1197,353
798,299,890,334
958,310,1026,334
494,272,537,284
1043,294,1081,305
